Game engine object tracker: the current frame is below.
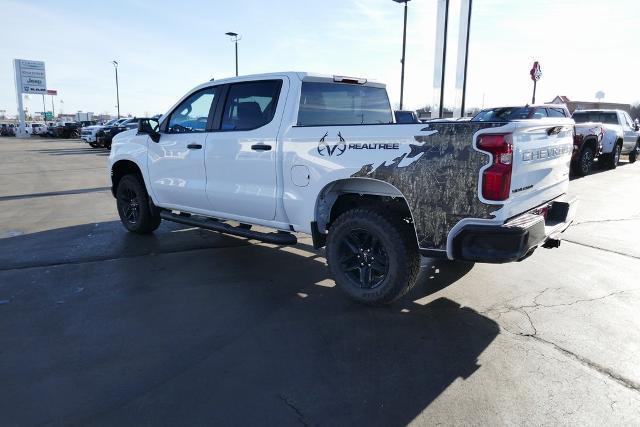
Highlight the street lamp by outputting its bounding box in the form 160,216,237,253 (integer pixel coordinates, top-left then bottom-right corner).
112,60,120,118
393,0,410,110
225,32,241,76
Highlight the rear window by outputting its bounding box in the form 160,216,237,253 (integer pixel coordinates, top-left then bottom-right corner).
572,112,618,124
471,107,532,122
297,82,393,126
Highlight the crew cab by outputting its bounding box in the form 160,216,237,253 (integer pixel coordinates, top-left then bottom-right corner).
82,118,121,147
572,109,640,168
110,72,577,305
472,105,604,176
97,118,140,149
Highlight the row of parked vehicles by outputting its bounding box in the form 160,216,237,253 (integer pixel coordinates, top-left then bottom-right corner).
394,105,640,176
1,121,94,138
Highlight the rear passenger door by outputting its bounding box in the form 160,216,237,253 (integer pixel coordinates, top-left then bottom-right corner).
204,78,287,221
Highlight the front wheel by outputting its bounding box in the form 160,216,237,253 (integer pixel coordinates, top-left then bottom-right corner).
604,144,621,170
629,143,638,164
326,208,420,305
573,146,594,176
116,174,161,234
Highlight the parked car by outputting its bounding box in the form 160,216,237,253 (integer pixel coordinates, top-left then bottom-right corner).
46,121,81,138
109,72,577,305
97,118,140,149
23,123,48,136
1,124,16,136
394,110,421,124
572,109,640,169
82,118,121,148
472,105,604,176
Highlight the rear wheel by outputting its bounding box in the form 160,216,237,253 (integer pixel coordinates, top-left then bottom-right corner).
116,174,161,234
326,208,420,305
573,146,594,176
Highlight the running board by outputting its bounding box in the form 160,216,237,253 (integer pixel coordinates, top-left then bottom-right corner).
159,211,297,245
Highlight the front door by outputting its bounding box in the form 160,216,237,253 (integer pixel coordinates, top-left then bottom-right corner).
204,78,286,221
147,86,219,212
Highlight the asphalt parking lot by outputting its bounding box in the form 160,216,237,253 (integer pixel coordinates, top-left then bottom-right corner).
1,137,639,425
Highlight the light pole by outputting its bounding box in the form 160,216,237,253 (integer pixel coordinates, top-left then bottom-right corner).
393,0,410,110
225,32,241,76
112,60,120,118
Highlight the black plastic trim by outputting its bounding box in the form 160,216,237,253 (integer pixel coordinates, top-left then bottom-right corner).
160,211,297,245
310,221,326,249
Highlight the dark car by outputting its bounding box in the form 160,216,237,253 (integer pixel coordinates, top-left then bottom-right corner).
394,110,421,124
471,105,570,122
1,124,16,136
97,118,140,149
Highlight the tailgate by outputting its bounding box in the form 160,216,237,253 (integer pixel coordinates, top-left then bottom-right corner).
504,120,573,219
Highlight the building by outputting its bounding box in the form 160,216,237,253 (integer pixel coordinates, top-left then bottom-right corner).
548,96,630,114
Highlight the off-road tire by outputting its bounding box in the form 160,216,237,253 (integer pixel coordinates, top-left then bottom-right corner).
326,208,421,305
572,146,594,176
629,143,638,164
604,144,621,170
116,174,161,234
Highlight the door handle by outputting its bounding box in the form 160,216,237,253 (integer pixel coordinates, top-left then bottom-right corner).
251,144,272,151
187,143,202,149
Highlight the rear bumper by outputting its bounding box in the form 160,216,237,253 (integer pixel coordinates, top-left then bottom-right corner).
452,195,578,263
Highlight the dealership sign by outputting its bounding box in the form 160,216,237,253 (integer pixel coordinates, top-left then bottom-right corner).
14,59,47,94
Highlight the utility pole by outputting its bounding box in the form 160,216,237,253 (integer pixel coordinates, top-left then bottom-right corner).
393,0,410,110
112,61,120,118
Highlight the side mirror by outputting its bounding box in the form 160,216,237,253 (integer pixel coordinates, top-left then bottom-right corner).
138,118,161,142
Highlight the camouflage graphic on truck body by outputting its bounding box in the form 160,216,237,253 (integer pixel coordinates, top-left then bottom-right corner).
352,122,507,249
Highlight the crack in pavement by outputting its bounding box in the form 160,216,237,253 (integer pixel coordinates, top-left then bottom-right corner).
483,288,640,394
562,240,640,260
572,216,640,226
278,394,309,426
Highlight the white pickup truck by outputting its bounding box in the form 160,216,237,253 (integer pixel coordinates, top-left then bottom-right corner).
572,109,640,168
109,72,577,305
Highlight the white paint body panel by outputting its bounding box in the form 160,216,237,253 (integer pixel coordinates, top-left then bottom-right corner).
109,71,574,258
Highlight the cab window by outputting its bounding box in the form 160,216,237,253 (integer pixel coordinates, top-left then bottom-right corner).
221,80,282,131
167,87,217,133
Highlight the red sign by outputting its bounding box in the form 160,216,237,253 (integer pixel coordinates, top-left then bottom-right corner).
530,62,542,81
46,89,57,95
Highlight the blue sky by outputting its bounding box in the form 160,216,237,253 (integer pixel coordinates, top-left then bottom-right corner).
1,0,638,117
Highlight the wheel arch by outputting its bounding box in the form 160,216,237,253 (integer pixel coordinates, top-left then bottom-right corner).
111,159,144,197
313,177,417,245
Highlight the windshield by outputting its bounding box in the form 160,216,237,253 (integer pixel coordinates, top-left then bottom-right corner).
472,107,533,122
103,119,117,126
572,112,618,124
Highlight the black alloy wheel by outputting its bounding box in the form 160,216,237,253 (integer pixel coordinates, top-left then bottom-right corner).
118,187,141,225
338,228,389,290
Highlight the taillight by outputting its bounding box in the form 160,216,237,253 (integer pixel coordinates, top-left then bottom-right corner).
478,134,513,201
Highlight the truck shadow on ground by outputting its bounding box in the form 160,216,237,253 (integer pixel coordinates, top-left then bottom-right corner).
0,221,499,426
